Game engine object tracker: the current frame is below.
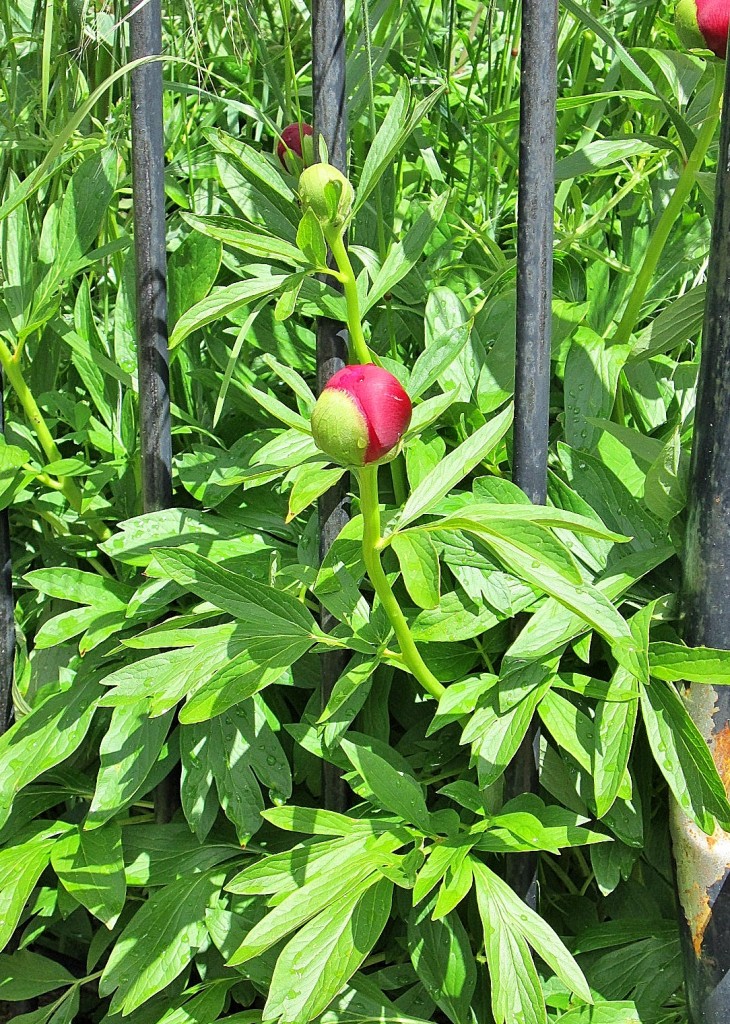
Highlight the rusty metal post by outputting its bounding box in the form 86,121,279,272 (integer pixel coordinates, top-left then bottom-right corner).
504,0,558,909
312,0,349,812
671,52,730,1024
129,0,174,823
0,377,14,735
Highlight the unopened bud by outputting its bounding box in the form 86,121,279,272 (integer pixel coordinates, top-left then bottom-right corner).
298,163,355,232
311,364,412,467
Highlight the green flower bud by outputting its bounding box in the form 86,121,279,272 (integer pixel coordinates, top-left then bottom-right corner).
298,163,355,231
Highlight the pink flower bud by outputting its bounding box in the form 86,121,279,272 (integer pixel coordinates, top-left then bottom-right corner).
676,0,729,57
311,364,412,467
277,123,314,173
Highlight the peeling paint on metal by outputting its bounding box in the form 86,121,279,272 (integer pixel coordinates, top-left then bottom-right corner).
671,684,730,959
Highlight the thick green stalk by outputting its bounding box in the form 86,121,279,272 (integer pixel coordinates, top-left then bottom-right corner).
612,63,724,348
358,464,445,701
325,228,372,364
0,337,83,512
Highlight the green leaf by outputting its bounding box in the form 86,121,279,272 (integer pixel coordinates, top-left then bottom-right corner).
648,642,730,684
227,834,399,965
394,405,513,529
340,738,432,832
392,531,440,609
52,149,117,282
593,667,638,817
296,207,328,266
473,866,546,1024
168,230,222,327
122,824,240,888
355,80,445,213
564,328,630,450
227,834,376,896
0,950,75,1001
169,274,290,349
462,677,552,788
263,876,393,1024
408,899,476,1024
179,635,313,723
261,806,385,837
99,871,226,1014
181,213,306,267
287,462,346,522
0,169,33,330
473,859,591,1013
640,680,730,833
472,522,633,645
364,193,449,312
24,567,132,608
51,822,126,927
86,706,175,828
185,699,291,841
151,547,317,636
0,823,71,952
409,297,473,400
0,676,101,829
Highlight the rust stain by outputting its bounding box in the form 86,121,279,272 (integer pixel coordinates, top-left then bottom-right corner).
687,881,712,957
712,722,730,793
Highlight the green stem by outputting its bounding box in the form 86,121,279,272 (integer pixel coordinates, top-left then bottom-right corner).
0,338,112,542
358,464,445,701
326,229,372,364
612,63,724,348
0,337,83,512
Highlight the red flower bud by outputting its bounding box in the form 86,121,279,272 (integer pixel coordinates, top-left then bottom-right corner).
676,0,729,58
311,364,412,467
277,123,314,173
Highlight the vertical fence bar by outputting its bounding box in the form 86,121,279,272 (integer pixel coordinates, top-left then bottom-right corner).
505,0,558,907
129,0,174,822
312,0,349,813
0,378,14,736
670,50,730,1024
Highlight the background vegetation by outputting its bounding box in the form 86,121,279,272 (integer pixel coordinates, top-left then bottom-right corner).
0,0,727,1022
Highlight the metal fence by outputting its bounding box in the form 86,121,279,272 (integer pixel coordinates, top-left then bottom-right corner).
1,2,729,1020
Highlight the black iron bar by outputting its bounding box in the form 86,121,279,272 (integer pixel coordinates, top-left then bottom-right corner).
505,0,558,908
129,0,174,823
671,49,730,1024
312,0,349,813
0,377,14,736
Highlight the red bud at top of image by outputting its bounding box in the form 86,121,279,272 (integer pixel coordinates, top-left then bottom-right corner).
276,122,314,172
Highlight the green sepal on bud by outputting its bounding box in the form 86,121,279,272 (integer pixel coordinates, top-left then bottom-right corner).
298,163,355,233
311,387,370,466
676,0,708,50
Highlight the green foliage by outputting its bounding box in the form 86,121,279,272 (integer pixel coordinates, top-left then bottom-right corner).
0,1,723,1023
